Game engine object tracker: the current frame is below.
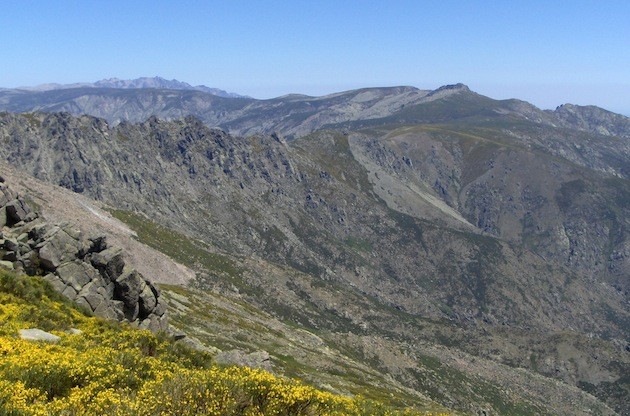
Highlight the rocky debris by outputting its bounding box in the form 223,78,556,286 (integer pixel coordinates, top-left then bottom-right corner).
19,328,61,343
0,181,167,332
214,349,272,372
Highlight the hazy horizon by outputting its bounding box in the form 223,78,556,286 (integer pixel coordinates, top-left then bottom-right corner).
2,1,628,115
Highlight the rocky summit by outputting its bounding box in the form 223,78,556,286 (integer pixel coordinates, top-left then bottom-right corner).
0,83,628,415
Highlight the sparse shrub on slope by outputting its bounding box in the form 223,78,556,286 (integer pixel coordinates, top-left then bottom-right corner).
0,269,450,416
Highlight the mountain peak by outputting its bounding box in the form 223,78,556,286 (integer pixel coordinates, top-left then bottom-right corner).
426,83,471,100
434,83,470,93
424,83,471,100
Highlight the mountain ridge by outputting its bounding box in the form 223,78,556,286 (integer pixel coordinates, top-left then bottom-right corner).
1,81,627,142
1,111,627,329
1,82,628,414
1,120,626,414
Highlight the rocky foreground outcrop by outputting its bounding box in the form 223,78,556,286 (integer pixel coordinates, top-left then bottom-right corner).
0,177,167,332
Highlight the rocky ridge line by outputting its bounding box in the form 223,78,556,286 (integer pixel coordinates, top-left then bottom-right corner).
0,177,167,332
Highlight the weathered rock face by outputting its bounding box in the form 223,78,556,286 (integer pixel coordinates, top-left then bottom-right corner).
0,101,627,413
0,180,167,332
0,112,626,339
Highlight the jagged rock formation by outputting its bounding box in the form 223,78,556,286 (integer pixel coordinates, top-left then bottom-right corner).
0,112,626,336
0,179,167,332
0,87,628,414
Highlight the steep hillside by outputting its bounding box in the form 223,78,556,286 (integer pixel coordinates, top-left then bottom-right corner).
1,270,452,415
1,112,626,334
1,109,628,414
1,168,622,416
550,104,630,139
0,161,194,286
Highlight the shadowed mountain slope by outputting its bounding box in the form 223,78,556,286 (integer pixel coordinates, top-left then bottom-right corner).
1,85,628,414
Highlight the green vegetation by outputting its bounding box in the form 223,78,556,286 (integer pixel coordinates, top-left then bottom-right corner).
343,237,373,253
292,131,374,194
116,130,130,142
0,269,451,416
110,210,241,280
159,283,460,412
21,112,42,127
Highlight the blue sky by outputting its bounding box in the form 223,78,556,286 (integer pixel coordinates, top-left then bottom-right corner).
1,1,628,114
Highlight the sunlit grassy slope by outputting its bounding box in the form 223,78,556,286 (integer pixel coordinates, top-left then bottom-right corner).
0,269,451,416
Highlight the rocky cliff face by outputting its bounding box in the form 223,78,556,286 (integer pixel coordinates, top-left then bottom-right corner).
0,99,628,413
0,179,167,332
0,112,626,335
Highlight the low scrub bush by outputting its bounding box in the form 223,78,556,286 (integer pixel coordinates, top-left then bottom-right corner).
0,270,449,415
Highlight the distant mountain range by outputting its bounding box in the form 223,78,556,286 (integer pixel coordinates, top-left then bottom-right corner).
9,76,247,98
0,78,629,414
1,79,628,142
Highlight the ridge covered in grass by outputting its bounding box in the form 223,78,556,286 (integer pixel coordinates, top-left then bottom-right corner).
0,269,450,415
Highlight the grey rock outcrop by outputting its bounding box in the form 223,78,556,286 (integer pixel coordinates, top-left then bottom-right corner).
0,180,167,332
19,328,61,342
214,349,272,372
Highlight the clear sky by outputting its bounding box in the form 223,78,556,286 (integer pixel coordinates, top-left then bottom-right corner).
1,0,628,114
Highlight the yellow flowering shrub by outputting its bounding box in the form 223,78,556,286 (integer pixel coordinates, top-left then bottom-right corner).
0,270,451,416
